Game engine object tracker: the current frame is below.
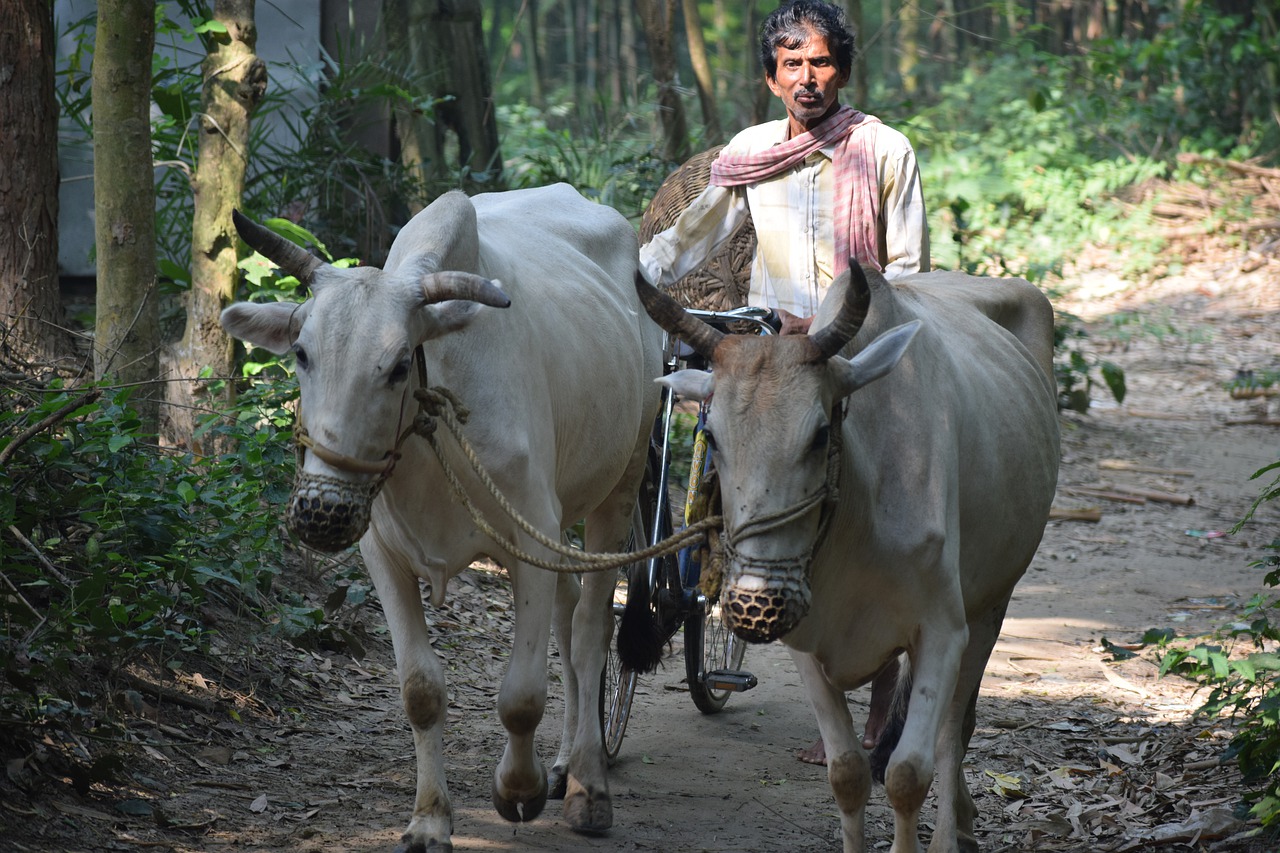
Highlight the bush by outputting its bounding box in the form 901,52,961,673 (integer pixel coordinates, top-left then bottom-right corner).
1157,460,1280,828
0,376,299,742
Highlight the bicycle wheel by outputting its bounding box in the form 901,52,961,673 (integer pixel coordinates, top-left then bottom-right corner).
601,506,644,762
684,593,748,714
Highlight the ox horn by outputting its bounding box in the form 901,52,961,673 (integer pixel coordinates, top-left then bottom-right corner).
232,209,324,284
633,271,724,359
809,261,872,360
420,271,512,309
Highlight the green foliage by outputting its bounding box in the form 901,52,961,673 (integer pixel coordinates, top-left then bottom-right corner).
1156,460,1280,827
1077,0,1279,157
0,377,304,735
908,51,1168,283
244,38,444,262
499,101,670,222
1052,311,1126,413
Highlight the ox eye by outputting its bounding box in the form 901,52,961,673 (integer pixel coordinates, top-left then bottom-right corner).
387,358,411,385
293,345,309,370
810,424,830,453
701,428,717,452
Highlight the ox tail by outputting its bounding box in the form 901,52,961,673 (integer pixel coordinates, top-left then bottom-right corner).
869,654,912,785
616,557,667,673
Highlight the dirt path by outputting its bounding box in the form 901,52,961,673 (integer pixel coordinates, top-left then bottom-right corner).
4,262,1277,852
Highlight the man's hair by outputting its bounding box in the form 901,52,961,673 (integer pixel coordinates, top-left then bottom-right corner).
759,0,856,82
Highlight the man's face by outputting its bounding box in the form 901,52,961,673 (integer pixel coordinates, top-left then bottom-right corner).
766,29,849,134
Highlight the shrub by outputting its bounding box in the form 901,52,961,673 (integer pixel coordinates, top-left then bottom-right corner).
1157,460,1280,828
0,376,298,741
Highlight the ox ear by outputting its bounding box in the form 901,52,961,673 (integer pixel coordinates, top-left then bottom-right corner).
220,301,307,355
829,319,921,398
421,300,486,338
657,368,715,402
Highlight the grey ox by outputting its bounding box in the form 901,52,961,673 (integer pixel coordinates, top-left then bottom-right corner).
633,264,1060,853
221,185,661,852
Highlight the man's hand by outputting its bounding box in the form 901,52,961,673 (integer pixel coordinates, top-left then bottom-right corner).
776,308,814,336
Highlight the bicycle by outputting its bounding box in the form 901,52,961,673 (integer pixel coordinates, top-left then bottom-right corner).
602,305,779,761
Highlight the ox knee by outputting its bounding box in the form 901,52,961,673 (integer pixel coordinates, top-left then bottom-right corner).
885,751,933,815
402,671,447,732
827,750,872,815
498,692,545,737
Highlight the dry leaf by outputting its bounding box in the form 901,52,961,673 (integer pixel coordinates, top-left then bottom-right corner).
250,793,269,813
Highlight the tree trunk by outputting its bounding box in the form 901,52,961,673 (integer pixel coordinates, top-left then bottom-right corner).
93,0,160,433
681,0,723,144
747,0,772,124
0,0,76,373
637,0,689,163
526,0,545,105
619,0,638,104
897,0,919,95
169,0,266,450
846,0,868,108
384,0,505,203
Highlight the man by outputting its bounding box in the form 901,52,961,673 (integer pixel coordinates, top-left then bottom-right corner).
639,0,929,335
639,0,927,764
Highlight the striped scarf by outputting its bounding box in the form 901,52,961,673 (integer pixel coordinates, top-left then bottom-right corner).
709,105,883,275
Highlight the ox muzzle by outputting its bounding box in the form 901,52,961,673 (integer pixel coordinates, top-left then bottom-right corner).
286,470,380,552
720,538,815,643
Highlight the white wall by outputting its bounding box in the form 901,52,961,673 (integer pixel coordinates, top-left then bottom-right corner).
56,0,324,277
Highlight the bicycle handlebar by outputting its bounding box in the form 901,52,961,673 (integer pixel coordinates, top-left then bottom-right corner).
686,305,780,335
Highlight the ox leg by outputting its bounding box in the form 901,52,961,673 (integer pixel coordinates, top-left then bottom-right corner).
491,564,556,823
365,553,454,853
884,614,968,853
547,572,582,801
791,650,870,853
928,598,1009,853
562,498,634,834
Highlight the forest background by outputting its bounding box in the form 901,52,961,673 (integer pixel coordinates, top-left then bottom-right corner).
2,0,1279,842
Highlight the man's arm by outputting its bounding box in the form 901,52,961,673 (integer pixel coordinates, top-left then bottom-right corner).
639,183,751,286
879,141,930,279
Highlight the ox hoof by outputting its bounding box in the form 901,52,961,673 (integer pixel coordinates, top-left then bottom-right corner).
393,835,452,853
547,763,568,800
563,780,612,835
491,769,549,823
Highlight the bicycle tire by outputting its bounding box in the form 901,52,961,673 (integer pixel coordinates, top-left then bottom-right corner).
601,506,644,762
684,593,748,714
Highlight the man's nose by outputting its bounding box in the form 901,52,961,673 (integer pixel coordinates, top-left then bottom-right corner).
800,63,815,84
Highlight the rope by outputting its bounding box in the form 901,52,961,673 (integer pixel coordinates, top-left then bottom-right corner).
415,386,721,574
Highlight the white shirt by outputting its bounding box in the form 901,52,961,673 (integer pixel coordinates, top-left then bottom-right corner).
640,117,930,316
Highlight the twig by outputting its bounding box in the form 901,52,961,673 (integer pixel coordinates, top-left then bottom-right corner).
1050,507,1103,522
1098,460,1194,477
0,387,101,467
1109,485,1195,506
117,670,218,714
747,796,829,841
6,525,71,584
1177,152,1280,180
0,568,43,621
1063,487,1146,505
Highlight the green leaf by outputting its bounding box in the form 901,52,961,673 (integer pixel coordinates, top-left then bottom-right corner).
108,435,133,453
1100,361,1126,403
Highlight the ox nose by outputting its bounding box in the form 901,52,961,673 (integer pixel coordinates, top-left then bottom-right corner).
285,472,376,552
721,574,812,643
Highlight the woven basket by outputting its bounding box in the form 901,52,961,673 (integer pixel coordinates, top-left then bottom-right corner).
640,146,757,311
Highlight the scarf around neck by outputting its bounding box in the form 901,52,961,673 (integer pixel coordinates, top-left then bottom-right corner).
709,104,883,276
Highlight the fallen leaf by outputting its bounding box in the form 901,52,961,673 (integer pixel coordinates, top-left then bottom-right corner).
250,793,269,813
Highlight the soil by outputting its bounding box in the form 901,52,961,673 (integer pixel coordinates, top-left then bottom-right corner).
4,251,1279,853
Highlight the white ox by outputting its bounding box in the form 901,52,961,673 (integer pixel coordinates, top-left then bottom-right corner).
221,185,662,852
633,265,1060,853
